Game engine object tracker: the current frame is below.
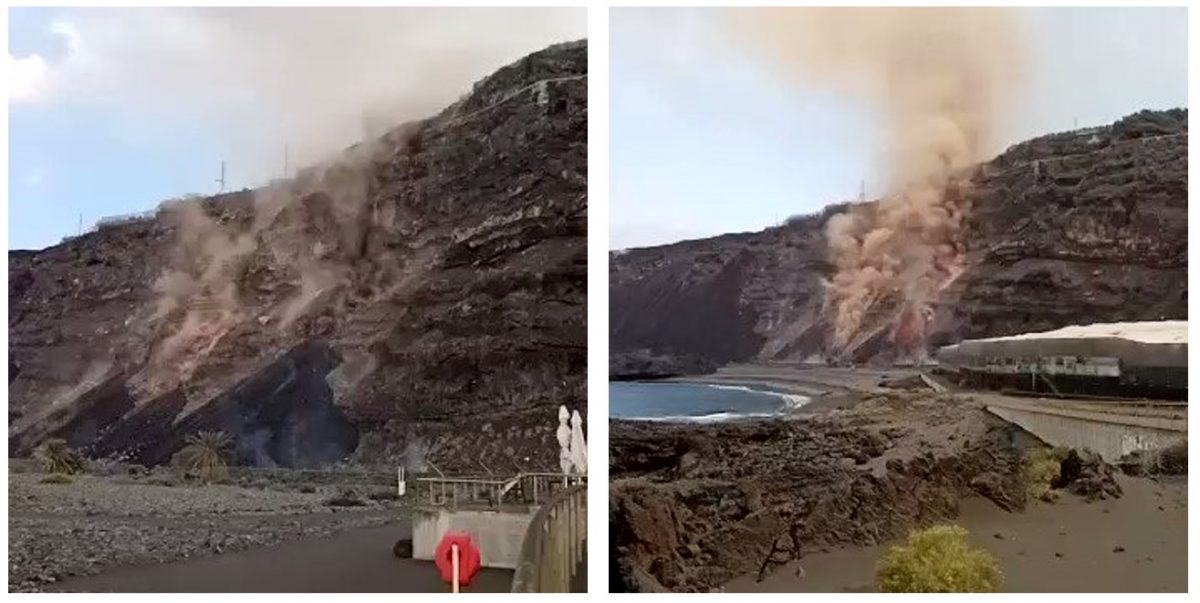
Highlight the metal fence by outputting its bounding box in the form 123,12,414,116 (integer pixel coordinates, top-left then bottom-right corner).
510,483,587,593
412,472,586,509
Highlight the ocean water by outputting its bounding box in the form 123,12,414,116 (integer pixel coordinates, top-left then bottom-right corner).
609,381,809,423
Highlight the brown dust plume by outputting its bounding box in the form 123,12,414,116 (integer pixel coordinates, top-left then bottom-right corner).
734,7,1025,358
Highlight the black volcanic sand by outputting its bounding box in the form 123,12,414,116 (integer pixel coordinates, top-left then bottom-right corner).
49,522,514,593
664,365,926,414
726,474,1187,593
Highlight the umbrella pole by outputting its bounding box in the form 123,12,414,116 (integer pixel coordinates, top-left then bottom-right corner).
452,544,460,593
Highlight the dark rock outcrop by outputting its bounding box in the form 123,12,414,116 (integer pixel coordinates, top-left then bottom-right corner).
9,40,588,473
610,109,1187,367
609,409,1029,592
1054,449,1123,501
609,349,717,381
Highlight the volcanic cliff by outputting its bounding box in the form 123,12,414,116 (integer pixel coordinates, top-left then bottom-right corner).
9,40,587,473
610,109,1187,373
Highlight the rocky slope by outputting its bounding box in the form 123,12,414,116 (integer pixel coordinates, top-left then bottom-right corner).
609,393,1034,592
610,109,1187,371
9,40,587,474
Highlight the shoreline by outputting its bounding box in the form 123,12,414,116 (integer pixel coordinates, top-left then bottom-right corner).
611,367,880,421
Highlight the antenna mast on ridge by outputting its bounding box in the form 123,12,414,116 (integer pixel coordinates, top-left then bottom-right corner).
215,160,226,193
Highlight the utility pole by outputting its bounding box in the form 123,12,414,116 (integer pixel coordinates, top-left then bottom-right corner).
859,179,866,203
77,213,82,236
283,143,290,179
215,160,226,193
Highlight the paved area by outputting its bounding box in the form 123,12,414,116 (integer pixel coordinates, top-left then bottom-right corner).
49,522,514,593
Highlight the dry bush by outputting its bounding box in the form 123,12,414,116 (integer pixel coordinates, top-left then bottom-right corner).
875,525,1002,593
1025,446,1068,502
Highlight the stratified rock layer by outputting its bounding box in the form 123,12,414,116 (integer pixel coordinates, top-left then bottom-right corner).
9,41,588,473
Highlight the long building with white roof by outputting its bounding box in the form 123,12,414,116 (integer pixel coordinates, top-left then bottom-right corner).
936,321,1187,399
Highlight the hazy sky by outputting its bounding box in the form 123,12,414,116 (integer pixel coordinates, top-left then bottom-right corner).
7,7,585,250
610,7,1188,250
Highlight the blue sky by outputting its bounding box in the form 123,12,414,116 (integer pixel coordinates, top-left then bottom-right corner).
610,7,1188,250
9,7,230,249
7,7,584,250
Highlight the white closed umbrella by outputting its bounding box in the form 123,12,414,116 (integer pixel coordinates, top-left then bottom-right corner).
557,405,571,476
569,410,587,474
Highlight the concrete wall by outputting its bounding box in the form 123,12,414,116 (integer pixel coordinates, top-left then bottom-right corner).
986,405,1186,461
412,507,534,570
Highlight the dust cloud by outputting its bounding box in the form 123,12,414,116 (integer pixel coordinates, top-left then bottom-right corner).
29,7,584,181
116,8,582,394
733,8,1025,357
142,138,391,394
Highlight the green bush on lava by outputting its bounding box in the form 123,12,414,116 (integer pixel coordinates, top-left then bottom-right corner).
875,525,1002,593
173,431,233,484
34,438,85,476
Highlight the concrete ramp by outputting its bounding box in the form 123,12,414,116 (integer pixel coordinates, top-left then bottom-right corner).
985,400,1186,461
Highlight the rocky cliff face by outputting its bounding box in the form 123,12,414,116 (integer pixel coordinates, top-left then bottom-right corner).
9,40,587,474
610,109,1187,371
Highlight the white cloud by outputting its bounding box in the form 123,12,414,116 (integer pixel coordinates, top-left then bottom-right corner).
12,7,585,182
7,19,83,104
7,53,50,103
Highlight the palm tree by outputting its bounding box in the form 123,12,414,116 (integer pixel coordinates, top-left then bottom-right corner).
174,431,233,484
34,438,84,475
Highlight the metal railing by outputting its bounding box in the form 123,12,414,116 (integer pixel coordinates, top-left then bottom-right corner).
413,475,510,509
412,472,586,510
510,483,587,593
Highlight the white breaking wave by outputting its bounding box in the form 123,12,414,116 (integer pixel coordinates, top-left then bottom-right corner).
703,383,811,410
780,394,811,410
704,384,757,393
626,411,778,424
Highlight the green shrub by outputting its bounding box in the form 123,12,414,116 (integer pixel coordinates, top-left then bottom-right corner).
173,431,233,484
40,473,75,484
34,439,84,475
1025,446,1068,501
875,525,1002,593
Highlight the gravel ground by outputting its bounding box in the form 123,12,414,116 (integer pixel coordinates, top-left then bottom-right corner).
9,470,404,592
